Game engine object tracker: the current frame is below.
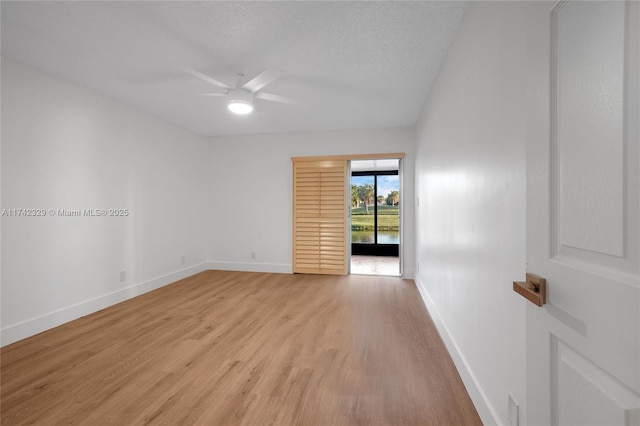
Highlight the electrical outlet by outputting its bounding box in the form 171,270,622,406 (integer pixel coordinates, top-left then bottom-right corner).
181,255,186,265
416,262,420,272
508,394,519,426
119,270,127,282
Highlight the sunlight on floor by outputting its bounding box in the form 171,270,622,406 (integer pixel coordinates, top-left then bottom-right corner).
351,255,400,276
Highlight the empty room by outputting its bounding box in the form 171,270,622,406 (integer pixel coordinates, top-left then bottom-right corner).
1,1,638,425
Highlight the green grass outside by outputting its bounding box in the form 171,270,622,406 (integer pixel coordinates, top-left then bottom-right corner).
351,209,399,231
351,205,398,215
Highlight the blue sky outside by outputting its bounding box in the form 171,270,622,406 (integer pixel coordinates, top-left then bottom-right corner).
377,175,399,198
351,175,399,199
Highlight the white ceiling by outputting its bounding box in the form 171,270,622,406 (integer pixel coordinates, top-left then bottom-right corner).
1,1,468,137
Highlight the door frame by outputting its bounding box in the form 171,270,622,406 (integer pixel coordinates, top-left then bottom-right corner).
291,153,405,276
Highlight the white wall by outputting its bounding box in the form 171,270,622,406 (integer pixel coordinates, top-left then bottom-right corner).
1,58,210,346
414,3,528,425
0,58,415,346
207,128,415,277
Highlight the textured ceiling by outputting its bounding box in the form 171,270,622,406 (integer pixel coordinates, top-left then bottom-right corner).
1,1,468,137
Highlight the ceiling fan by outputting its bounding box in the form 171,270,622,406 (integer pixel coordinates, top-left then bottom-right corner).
185,68,297,114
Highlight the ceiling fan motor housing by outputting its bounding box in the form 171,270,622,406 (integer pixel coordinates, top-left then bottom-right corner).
229,89,252,103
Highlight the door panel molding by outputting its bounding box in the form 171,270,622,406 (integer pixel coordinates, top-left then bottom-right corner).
550,0,640,282
551,335,640,426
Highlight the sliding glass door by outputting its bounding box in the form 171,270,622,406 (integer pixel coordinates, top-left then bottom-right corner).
351,170,399,256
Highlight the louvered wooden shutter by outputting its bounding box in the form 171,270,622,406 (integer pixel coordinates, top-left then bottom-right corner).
292,159,347,275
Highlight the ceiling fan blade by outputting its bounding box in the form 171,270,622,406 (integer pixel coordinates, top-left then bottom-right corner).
184,68,232,90
197,92,227,97
242,69,283,93
255,91,299,106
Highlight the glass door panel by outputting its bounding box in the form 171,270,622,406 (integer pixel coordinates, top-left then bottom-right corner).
376,174,399,246
351,170,399,256
351,175,375,244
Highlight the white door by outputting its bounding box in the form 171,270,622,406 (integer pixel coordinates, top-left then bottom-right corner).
525,1,640,425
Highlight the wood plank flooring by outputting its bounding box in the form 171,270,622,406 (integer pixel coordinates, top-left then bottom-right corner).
1,270,481,425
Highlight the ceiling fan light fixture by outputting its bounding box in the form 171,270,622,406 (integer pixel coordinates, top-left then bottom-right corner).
228,99,254,114
228,89,254,114
187,68,296,115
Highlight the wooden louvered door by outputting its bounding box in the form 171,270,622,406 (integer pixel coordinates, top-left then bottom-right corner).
292,159,348,275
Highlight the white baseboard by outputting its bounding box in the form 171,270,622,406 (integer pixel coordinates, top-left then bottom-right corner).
207,261,291,274
413,274,500,426
1,262,210,347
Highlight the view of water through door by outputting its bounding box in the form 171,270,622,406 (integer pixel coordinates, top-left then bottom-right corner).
350,159,400,276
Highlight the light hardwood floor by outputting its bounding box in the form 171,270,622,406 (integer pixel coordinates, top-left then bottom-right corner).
1,271,481,425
